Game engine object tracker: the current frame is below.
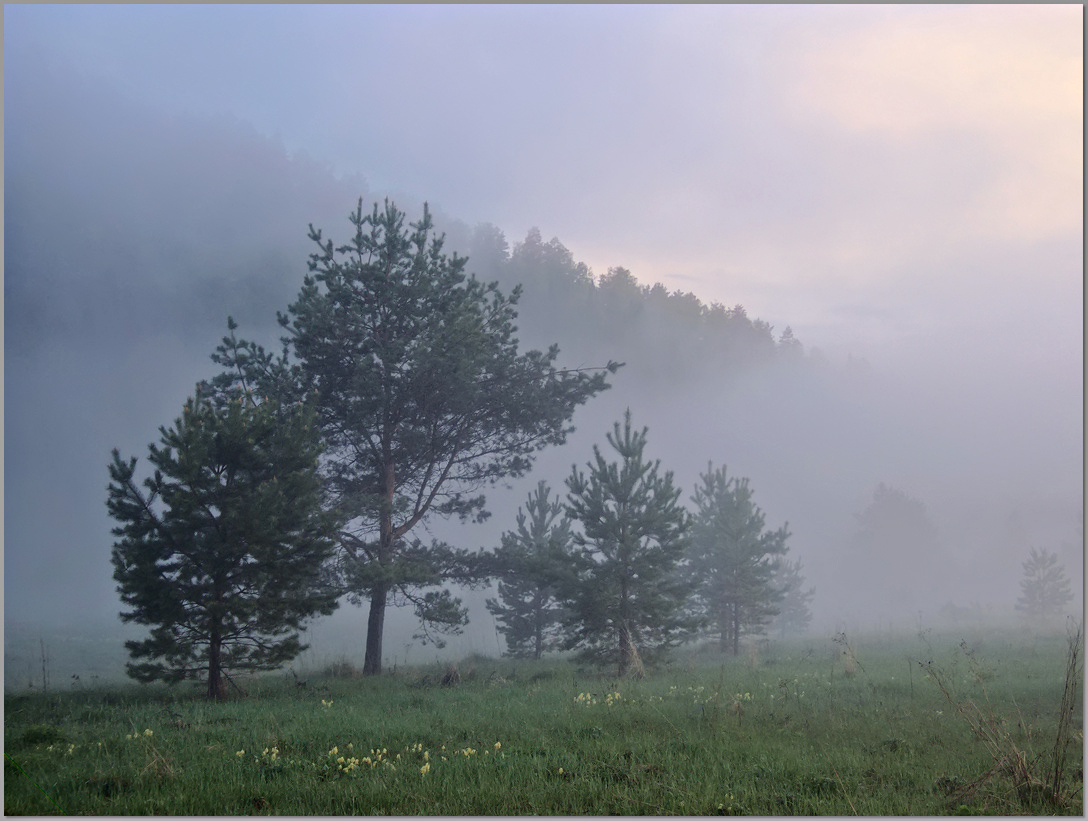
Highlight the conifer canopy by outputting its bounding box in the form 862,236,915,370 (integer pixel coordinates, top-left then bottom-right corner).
107,384,339,700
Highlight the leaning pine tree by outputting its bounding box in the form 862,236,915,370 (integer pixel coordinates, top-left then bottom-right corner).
562,410,696,677
107,376,340,700
486,481,575,659
687,463,790,655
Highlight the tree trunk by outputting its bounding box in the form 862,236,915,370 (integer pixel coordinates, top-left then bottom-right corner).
532,589,544,661
363,455,396,676
207,634,226,700
617,620,634,678
363,583,387,675
719,601,731,653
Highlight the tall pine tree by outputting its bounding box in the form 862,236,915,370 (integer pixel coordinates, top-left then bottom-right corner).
222,198,618,673
562,410,695,676
486,481,574,659
107,380,339,700
687,464,790,655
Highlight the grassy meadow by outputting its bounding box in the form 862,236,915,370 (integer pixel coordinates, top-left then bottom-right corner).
4,629,1082,815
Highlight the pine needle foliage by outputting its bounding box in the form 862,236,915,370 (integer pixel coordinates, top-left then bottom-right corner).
562,410,696,676
107,383,339,700
687,463,790,655
771,558,815,638
220,198,619,674
485,481,574,659
1015,547,1074,627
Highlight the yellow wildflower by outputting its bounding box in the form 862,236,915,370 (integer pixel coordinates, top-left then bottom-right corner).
420,762,431,777
494,741,501,750
236,750,246,758
144,728,153,737
329,746,338,756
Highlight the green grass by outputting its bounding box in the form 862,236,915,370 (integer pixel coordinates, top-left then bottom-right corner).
4,631,1082,815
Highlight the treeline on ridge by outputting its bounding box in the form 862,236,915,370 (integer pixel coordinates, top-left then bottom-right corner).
457,224,805,385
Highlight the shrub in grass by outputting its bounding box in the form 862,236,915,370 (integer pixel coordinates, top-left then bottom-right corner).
322,657,362,678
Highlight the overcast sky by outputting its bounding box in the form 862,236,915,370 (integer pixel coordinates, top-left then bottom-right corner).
4,5,1083,651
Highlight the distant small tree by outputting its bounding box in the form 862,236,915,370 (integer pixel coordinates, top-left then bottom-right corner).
486,481,574,659
770,559,815,638
846,483,941,620
1015,547,1073,627
562,410,696,676
107,383,339,700
687,464,790,655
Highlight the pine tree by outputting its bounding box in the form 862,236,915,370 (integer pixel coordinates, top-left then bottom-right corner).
562,410,695,676
770,559,815,638
485,481,574,659
687,464,790,655
223,198,618,673
846,483,941,620
107,382,339,700
1015,547,1073,627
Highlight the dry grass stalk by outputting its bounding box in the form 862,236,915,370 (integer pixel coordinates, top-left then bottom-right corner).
833,632,860,678
1048,620,1082,797
842,649,858,677
140,740,179,781
441,664,461,686
626,640,646,680
746,642,760,670
924,626,1083,811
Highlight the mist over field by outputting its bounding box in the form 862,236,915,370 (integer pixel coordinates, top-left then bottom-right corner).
4,5,1082,688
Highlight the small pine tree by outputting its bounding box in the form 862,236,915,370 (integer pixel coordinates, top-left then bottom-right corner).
562,410,696,677
486,482,574,659
1015,547,1073,627
771,559,815,638
108,383,339,700
687,463,790,655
